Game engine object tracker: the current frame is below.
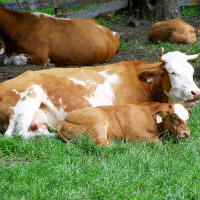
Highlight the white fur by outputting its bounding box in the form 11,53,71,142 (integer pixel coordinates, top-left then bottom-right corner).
4,54,27,65
84,70,118,107
32,12,55,19
173,104,189,121
4,85,67,138
5,85,44,137
161,51,199,103
156,114,163,123
69,77,87,87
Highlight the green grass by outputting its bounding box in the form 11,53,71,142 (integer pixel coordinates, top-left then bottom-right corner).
119,36,200,63
1,104,200,200
181,5,200,17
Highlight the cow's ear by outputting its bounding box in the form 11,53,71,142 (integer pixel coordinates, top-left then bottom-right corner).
138,67,166,83
152,111,168,123
187,109,192,116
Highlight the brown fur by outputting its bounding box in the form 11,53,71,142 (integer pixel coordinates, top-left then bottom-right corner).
0,8,120,66
148,19,200,44
57,102,191,146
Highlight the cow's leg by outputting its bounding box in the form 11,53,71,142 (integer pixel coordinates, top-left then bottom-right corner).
170,32,196,44
133,131,162,145
4,54,28,65
57,120,110,146
27,53,48,66
4,85,44,138
4,53,48,66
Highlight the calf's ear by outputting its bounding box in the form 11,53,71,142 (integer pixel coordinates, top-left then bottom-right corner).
187,109,192,116
152,111,168,123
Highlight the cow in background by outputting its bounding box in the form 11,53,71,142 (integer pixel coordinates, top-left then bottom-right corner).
57,102,191,145
0,48,199,138
148,19,200,44
0,7,120,66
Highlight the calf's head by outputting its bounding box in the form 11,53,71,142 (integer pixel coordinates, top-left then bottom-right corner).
139,48,200,107
152,102,191,139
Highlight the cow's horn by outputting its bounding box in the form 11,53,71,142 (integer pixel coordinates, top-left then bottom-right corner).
186,53,200,61
158,47,164,61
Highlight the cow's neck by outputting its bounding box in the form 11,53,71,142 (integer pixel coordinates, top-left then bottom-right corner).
150,78,168,103
0,9,24,42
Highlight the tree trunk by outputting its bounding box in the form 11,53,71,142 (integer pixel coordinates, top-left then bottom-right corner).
134,0,181,20
154,0,181,20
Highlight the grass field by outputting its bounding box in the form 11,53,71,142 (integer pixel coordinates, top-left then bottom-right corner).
1,39,200,200
1,1,200,199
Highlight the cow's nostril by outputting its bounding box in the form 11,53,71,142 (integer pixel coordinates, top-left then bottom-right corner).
184,132,189,138
191,91,196,95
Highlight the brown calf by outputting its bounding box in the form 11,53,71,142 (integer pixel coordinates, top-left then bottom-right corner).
148,19,200,44
57,102,191,145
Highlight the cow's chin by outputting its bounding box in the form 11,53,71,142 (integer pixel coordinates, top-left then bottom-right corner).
184,100,196,107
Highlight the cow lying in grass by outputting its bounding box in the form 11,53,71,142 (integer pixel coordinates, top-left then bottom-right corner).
148,19,200,44
0,7,120,66
0,48,199,138
57,102,191,145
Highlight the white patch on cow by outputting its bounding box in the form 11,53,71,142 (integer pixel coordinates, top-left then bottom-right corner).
84,70,118,107
5,85,44,137
4,57,12,65
147,77,153,82
42,94,67,126
4,54,27,66
162,51,200,103
112,31,117,35
97,25,103,29
69,77,87,87
173,103,189,121
32,12,55,19
46,58,55,67
5,85,68,138
59,18,71,21
156,114,163,123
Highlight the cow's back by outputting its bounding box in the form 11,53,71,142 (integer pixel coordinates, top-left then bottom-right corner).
47,18,120,66
0,8,120,66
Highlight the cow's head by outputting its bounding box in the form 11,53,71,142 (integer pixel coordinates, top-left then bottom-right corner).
139,47,200,106
152,102,191,139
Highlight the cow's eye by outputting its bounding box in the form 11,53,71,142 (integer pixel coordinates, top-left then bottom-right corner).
171,72,177,76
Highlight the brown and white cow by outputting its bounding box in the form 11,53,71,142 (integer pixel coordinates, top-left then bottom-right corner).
56,102,191,145
0,7,120,66
148,19,200,44
0,48,199,138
